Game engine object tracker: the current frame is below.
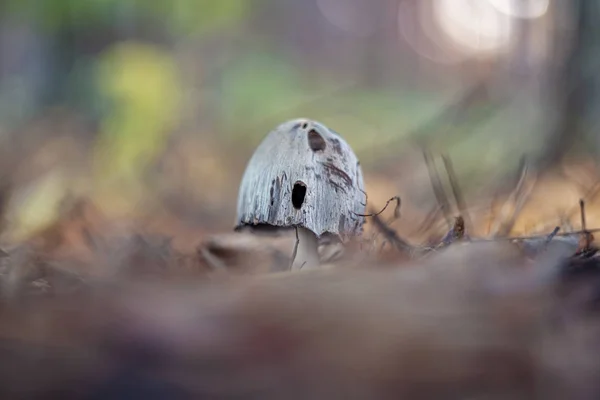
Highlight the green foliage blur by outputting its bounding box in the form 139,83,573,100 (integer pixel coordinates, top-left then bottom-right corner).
2,0,250,34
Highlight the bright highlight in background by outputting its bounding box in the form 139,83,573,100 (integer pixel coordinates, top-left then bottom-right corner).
488,0,550,19
434,0,513,54
429,0,550,57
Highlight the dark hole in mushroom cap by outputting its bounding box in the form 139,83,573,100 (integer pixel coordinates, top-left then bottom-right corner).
308,130,326,152
292,181,307,209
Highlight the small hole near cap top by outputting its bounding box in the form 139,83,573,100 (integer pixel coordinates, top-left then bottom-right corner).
308,130,326,152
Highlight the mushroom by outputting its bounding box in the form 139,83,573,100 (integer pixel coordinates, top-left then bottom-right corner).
235,118,366,270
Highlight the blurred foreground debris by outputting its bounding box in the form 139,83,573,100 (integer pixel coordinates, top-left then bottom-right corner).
0,239,598,399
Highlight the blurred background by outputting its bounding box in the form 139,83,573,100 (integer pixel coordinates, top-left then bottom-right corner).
0,0,598,247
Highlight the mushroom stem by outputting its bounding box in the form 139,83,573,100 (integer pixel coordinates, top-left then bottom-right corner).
291,226,320,270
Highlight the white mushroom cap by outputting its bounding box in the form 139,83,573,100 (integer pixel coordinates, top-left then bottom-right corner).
235,118,366,241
